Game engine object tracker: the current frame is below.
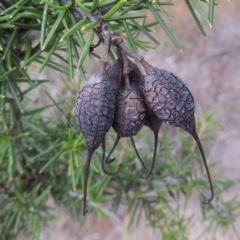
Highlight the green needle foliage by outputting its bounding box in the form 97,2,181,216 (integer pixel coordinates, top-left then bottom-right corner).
0,0,240,239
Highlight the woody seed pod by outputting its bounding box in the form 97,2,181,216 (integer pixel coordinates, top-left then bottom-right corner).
102,57,149,175
112,72,146,137
75,35,117,216
139,59,214,203
131,66,163,179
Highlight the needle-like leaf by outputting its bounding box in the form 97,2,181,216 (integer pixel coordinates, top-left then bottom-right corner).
40,3,48,49
191,0,212,27
42,10,66,50
208,0,215,25
123,20,138,52
146,1,182,50
77,29,94,69
185,0,206,36
61,18,87,41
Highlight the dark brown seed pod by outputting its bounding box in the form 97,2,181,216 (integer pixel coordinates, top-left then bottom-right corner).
140,59,214,203
112,74,146,137
141,110,163,179
140,60,195,131
75,63,117,149
130,61,163,134
101,59,124,176
75,35,118,216
102,57,149,175
130,67,163,179
113,55,146,138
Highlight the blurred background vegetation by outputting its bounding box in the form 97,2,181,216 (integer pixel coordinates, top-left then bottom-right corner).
0,1,240,240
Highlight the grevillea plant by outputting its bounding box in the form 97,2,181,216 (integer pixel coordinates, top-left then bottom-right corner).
0,1,240,239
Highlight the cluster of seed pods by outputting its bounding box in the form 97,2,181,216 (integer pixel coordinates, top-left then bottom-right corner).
75,31,214,216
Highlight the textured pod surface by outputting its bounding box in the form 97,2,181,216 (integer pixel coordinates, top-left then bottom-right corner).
141,60,195,132
112,68,146,137
102,61,150,177
75,69,118,149
140,61,214,203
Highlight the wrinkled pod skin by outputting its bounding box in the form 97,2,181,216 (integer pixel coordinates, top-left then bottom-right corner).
102,59,149,175
131,67,164,134
75,62,118,149
112,66,146,137
140,59,214,203
140,60,195,131
131,68,164,178
75,62,118,216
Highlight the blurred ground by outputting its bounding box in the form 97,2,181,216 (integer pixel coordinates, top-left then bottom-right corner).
39,1,240,240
